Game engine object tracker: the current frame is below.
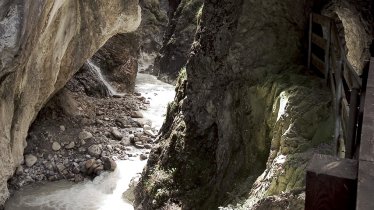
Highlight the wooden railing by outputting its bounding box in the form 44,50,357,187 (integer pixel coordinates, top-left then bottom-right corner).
307,13,367,159
305,13,374,210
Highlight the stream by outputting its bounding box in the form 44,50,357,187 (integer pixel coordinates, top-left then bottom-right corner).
5,73,175,210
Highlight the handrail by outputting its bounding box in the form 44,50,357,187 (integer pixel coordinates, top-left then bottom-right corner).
307,13,369,159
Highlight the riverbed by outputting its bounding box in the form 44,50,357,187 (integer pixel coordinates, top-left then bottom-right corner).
5,73,175,210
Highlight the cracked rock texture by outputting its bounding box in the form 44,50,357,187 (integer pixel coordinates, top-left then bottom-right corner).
0,0,140,206
135,0,372,209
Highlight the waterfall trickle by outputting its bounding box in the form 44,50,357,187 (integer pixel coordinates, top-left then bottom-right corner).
87,60,125,97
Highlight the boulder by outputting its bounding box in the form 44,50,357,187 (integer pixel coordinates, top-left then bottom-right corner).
25,155,37,167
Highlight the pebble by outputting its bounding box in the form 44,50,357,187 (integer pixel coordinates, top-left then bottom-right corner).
44,162,54,170
52,142,61,151
56,163,65,172
102,157,117,171
88,144,102,157
16,166,24,175
25,154,38,167
144,144,152,149
85,159,96,169
143,125,151,131
144,129,156,137
60,125,66,131
110,127,123,140
140,154,148,160
65,141,75,149
130,111,143,118
79,130,93,140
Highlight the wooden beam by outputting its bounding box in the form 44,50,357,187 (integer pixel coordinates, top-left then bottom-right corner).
308,14,313,69
324,20,331,80
306,154,357,210
311,53,325,74
311,33,327,49
359,58,374,162
312,13,332,26
357,160,374,210
346,88,359,158
356,58,374,210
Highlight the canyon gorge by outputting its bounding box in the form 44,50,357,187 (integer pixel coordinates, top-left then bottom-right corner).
0,0,373,209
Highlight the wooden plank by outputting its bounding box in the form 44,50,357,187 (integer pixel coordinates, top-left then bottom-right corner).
356,160,374,210
334,59,343,155
330,47,340,74
356,58,374,210
324,20,331,79
312,13,332,26
329,70,336,99
341,97,349,141
305,154,357,210
311,33,327,49
359,57,374,162
308,14,313,69
311,53,325,74
346,88,359,158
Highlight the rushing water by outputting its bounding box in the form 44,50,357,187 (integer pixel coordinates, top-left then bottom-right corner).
87,60,125,97
5,73,175,210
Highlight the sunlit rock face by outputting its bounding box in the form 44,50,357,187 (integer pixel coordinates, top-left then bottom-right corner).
0,0,140,206
322,0,373,74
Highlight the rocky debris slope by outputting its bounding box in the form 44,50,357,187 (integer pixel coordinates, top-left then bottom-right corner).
0,0,140,206
8,83,158,193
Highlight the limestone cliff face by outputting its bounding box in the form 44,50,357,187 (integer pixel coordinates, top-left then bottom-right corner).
135,0,373,209
135,0,333,209
0,0,140,206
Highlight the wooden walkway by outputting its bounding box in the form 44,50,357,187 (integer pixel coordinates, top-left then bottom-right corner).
305,13,374,210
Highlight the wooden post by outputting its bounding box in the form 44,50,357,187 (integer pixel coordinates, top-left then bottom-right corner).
346,88,359,158
306,154,357,210
356,57,374,210
324,20,331,80
308,13,313,70
334,58,343,156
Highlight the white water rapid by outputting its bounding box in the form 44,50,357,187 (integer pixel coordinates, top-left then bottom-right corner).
5,73,175,210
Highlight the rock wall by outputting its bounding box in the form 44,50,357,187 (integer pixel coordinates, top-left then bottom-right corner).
92,33,139,93
90,0,169,91
153,0,203,82
135,0,373,209
137,0,169,73
0,0,140,206
135,0,334,209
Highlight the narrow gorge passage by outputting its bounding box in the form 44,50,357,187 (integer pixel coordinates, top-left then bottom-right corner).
0,1,373,209
5,68,175,210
